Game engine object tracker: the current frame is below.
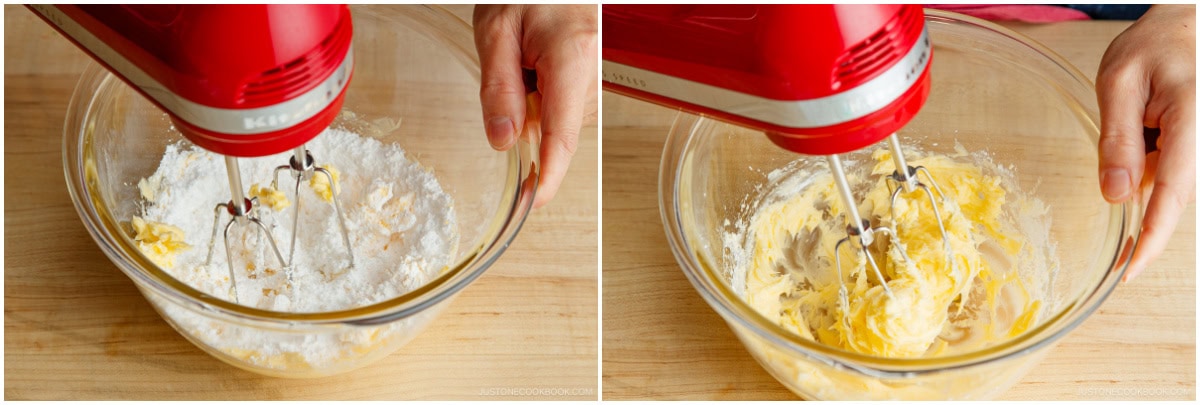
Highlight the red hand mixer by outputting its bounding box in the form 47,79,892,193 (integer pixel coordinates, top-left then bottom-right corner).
603,4,952,299
30,5,356,301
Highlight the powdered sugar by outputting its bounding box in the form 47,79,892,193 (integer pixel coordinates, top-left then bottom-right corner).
136,128,458,313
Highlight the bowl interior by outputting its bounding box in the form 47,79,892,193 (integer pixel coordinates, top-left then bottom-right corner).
669,11,1120,364
76,5,521,315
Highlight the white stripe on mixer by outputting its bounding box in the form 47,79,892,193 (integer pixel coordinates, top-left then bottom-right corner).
602,28,930,129
30,5,353,136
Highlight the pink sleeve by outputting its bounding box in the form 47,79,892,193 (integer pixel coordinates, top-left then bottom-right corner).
925,4,1091,23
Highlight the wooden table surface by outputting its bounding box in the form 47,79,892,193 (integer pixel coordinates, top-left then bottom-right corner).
602,19,1196,400
4,5,597,400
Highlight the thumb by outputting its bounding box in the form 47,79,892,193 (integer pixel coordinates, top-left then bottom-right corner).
1095,59,1149,203
474,5,527,151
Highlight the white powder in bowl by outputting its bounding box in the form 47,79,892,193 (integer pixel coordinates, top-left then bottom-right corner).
131,128,458,372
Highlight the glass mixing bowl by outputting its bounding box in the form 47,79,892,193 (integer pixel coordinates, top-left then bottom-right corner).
659,10,1140,400
63,5,538,378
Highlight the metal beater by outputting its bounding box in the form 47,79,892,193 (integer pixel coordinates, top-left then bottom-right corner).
204,147,356,303
829,133,953,309
206,156,290,303
270,146,355,268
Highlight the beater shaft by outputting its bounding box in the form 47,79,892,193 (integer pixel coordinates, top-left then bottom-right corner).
292,146,307,174
828,155,872,246
286,146,306,262
888,134,917,193
226,156,248,216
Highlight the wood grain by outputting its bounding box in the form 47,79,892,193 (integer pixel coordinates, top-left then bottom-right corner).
602,19,1195,400
4,5,597,400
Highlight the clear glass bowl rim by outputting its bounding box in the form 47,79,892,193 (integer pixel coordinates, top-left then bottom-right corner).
658,9,1139,378
61,5,539,328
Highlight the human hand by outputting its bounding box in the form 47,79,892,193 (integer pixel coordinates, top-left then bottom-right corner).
473,5,598,208
1095,4,1195,282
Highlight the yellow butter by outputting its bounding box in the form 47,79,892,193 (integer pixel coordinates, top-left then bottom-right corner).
309,165,341,202
249,183,291,211
744,149,1040,358
130,216,190,269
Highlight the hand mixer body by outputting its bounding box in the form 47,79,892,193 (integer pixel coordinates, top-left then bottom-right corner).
28,4,354,157
31,4,359,303
605,5,954,304
602,4,931,155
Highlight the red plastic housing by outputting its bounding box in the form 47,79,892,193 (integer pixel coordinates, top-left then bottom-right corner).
603,4,931,155
31,5,354,157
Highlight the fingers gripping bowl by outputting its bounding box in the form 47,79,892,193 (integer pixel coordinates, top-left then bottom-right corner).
63,5,538,377
659,10,1141,399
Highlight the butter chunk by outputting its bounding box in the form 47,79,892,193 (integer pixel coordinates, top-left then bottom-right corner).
137,174,162,204
249,183,290,211
308,165,341,202
130,216,190,269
